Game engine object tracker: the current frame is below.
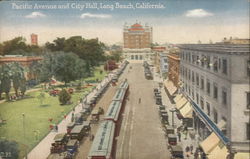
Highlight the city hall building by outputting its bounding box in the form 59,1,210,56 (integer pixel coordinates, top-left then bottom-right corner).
179,44,250,157
123,23,153,61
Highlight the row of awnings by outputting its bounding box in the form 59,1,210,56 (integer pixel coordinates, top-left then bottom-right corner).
200,132,249,159
173,93,250,159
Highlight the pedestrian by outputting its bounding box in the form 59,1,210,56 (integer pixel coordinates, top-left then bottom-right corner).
184,130,188,139
190,145,193,154
177,131,181,142
71,112,74,122
139,98,141,104
194,148,199,159
72,107,75,112
55,125,58,132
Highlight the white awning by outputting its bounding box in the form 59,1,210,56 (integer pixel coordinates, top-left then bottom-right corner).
174,94,183,103
164,80,177,95
175,97,187,110
200,132,220,154
207,143,228,159
234,152,250,159
179,102,193,118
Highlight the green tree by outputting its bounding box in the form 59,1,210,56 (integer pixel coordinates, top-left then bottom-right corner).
29,61,43,83
2,37,28,55
0,139,19,159
58,89,71,105
10,62,25,97
37,92,45,105
20,78,26,96
108,50,123,62
0,64,12,101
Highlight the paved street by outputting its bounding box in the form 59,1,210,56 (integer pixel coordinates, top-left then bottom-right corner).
116,63,170,159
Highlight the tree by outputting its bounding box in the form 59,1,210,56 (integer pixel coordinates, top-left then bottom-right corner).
20,78,26,96
58,89,71,105
108,50,123,62
37,92,45,105
0,64,12,101
2,37,28,55
0,139,19,159
10,62,25,97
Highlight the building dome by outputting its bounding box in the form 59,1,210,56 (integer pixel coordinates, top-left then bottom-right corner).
129,23,144,31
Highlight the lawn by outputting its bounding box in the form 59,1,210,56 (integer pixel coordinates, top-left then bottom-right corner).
0,66,107,158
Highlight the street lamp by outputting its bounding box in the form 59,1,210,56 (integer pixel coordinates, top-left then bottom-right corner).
22,113,28,159
170,108,176,128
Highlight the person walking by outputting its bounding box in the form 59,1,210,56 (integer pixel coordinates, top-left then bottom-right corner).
138,98,141,104
177,131,181,142
190,145,194,154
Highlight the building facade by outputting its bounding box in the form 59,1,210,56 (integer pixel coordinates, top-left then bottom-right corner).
167,53,180,88
31,33,38,46
123,23,153,61
0,55,43,80
179,44,250,154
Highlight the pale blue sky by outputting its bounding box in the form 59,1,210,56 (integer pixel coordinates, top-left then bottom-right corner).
0,0,249,44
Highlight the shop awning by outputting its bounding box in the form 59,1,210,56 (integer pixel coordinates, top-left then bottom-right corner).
179,102,193,118
174,94,183,103
176,97,188,110
164,80,177,95
234,152,250,159
200,132,220,154
207,143,228,159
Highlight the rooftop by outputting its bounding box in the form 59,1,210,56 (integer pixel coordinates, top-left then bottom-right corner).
179,44,250,54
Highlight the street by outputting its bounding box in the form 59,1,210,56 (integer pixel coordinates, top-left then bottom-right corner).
116,63,170,159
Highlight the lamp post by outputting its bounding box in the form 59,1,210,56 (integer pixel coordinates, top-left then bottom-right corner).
22,113,28,159
170,108,176,128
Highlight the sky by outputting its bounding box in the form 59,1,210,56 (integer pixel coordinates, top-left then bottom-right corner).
0,0,249,45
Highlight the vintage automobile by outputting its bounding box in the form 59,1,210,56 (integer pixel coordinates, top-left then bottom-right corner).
159,105,166,111
67,122,75,134
65,139,79,159
165,125,175,135
167,134,178,146
91,109,100,123
156,97,162,105
170,145,184,159
50,133,68,153
70,125,85,141
74,113,86,125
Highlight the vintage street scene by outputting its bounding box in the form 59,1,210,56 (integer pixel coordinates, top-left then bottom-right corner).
0,0,249,159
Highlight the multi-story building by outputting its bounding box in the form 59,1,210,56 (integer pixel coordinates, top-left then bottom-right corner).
123,23,153,61
167,52,180,88
179,44,250,156
31,33,38,46
159,53,168,79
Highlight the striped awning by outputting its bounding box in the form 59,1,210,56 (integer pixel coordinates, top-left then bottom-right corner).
176,97,188,110
200,132,220,154
234,152,250,159
164,80,177,95
207,143,228,159
179,102,193,118
174,94,183,103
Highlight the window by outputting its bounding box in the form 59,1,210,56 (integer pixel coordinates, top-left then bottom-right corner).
196,93,199,104
200,97,204,109
201,55,205,67
207,56,211,69
196,55,200,65
214,84,218,99
192,89,194,99
192,71,195,83
192,55,195,64
196,73,199,87
222,59,227,74
247,123,250,140
188,53,191,62
188,86,191,95
213,57,218,72
247,92,250,109
164,59,167,63
185,68,188,79
213,109,218,124
185,84,188,92
201,76,204,90
207,102,210,116
222,90,227,105
207,80,210,95
247,60,250,77
188,70,191,81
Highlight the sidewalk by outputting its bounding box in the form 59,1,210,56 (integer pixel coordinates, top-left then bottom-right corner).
27,74,114,159
153,70,200,159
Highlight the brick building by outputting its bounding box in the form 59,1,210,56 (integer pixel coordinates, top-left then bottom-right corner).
123,23,153,61
167,53,180,87
0,55,43,80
